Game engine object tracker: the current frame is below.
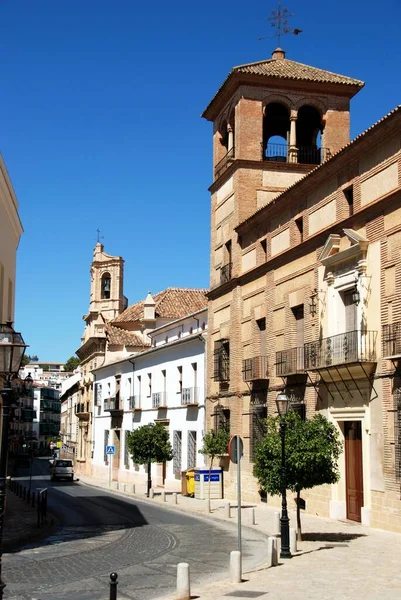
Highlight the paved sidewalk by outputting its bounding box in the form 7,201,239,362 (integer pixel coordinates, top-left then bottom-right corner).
4,489,41,551
79,474,401,599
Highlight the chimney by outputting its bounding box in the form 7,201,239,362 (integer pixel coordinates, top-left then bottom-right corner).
143,291,156,321
272,48,286,60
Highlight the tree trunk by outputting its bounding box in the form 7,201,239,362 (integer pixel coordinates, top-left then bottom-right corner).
208,456,213,513
147,462,152,498
296,489,302,541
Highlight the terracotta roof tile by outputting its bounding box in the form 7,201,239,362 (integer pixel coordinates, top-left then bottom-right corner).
106,324,149,347
112,288,208,324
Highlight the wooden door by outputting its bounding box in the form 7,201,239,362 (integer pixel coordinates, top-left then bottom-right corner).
345,421,363,522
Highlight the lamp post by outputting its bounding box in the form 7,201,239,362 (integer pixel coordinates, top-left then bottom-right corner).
0,323,28,599
275,392,291,559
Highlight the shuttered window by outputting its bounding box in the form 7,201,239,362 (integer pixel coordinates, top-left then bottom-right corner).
173,430,182,474
187,431,197,469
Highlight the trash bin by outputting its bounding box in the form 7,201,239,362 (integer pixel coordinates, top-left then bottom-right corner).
194,467,223,500
186,469,195,497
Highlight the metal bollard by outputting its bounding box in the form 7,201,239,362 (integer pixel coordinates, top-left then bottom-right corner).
109,572,118,600
162,491,166,502
176,563,190,600
173,492,178,505
267,536,278,567
149,488,154,499
249,507,256,525
224,502,231,519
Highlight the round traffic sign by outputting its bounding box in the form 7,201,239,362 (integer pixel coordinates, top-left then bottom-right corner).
228,435,244,464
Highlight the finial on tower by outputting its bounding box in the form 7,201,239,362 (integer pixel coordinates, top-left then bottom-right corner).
96,228,104,244
258,2,302,47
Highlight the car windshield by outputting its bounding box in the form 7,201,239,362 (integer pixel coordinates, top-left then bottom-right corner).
55,460,72,467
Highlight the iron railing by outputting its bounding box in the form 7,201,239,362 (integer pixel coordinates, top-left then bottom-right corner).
75,402,89,415
213,347,230,382
181,387,199,405
220,262,232,284
242,356,268,381
214,147,235,179
104,398,121,411
263,143,331,165
304,330,377,370
152,392,167,408
128,395,141,410
383,322,401,358
276,347,305,376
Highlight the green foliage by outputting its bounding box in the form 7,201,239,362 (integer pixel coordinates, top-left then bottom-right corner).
64,356,80,372
253,412,342,496
198,429,230,466
127,422,174,466
21,354,39,367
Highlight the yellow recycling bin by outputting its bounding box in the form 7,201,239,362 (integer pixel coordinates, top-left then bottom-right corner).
186,469,195,497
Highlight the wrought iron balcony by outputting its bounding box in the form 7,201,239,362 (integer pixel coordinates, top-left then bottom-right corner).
181,387,199,405
128,395,141,410
152,392,167,408
220,262,232,285
263,143,331,165
20,408,37,422
103,397,122,412
276,347,305,377
304,330,377,370
242,356,268,381
214,147,235,179
213,349,230,382
383,322,401,358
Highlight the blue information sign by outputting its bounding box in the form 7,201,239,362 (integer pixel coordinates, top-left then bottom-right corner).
106,445,115,455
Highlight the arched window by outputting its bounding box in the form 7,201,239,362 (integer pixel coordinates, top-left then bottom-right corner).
263,103,290,162
101,272,111,299
296,105,323,165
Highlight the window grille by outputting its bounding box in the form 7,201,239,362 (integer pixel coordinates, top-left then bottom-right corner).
213,404,230,434
173,430,182,474
104,429,109,465
124,430,130,468
249,405,267,462
187,430,197,469
213,340,230,381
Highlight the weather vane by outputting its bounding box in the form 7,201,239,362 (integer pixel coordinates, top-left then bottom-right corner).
258,2,302,46
96,228,104,243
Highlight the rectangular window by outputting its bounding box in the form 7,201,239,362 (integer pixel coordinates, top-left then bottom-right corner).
250,405,267,462
104,429,109,465
177,366,182,394
257,318,266,357
124,430,130,468
137,375,142,398
260,239,267,262
147,373,152,397
187,430,197,469
295,217,304,243
213,340,230,382
213,405,230,434
162,369,166,394
344,185,354,216
173,430,182,474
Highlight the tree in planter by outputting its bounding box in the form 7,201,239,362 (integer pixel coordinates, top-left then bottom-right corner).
253,411,342,540
127,422,173,497
198,429,230,512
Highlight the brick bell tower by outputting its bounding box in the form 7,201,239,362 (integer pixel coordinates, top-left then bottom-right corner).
202,48,364,497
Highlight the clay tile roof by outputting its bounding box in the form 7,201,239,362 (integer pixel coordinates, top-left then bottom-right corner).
112,288,208,324
232,57,364,87
106,324,149,347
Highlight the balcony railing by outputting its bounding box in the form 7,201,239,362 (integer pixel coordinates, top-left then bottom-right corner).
181,387,199,405
75,402,90,415
242,356,268,381
276,347,305,377
214,147,235,179
263,143,331,165
20,408,37,422
304,330,377,370
220,262,232,285
128,396,141,410
104,398,122,412
152,392,167,408
383,322,401,358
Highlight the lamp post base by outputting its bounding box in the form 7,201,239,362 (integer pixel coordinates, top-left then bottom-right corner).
280,514,292,559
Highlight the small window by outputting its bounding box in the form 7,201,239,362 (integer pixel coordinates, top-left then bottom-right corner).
295,217,303,243
344,185,354,216
260,239,267,261
147,373,152,397
177,366,183,394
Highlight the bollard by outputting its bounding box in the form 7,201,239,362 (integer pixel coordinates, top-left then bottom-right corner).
267,536,278,567
131,483,136,494
290,528,297,554
18,483,22,498
162,491,166,502
249,507,256,525
230,550,242,583
149,488,154,499
173,492,178,505
176,562,190,600
31,491,35,507
273,511,280,535
223,502,231,519
23,487,26,501
27,489,31,504
109,572,118,600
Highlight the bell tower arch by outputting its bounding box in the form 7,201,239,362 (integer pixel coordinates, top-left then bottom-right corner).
89,243,125,322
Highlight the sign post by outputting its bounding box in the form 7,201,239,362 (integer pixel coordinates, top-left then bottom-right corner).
228,435,244,557
106,445,115,488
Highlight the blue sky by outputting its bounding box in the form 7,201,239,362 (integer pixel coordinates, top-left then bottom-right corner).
1,0,400,362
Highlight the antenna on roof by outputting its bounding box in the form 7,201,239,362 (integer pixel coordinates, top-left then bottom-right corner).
257,2,302,45
96,228,104,244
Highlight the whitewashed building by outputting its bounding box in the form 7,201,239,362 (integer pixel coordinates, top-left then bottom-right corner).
60,372,81,458
92,308,207,490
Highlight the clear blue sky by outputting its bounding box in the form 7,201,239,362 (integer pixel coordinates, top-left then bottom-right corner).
1,0,400,362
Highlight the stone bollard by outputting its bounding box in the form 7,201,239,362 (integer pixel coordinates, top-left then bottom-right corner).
149,488,154,499
176,562,190,600
267,536,278,567
290,528,297,554
230,550,242,584
173,492,178,505
273,511,280,535
162,491,166,502
131,483,136,494
223,502,231,519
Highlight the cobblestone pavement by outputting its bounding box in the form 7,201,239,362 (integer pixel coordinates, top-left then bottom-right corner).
3,461,267,600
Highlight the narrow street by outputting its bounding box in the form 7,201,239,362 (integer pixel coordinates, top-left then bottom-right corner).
4,459,267,600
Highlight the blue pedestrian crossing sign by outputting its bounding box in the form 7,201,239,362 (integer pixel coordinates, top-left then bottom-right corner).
106,445,115,455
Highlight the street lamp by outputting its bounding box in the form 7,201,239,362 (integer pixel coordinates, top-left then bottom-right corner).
275,392,291,559
0,322,28,599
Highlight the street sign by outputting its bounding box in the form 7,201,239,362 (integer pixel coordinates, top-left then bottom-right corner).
106,445,115,455
228,435,243,464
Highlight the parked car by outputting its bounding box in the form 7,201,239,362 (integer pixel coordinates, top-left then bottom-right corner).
50,459,74,481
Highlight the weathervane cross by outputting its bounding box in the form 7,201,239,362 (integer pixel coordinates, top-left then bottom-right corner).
259,2,302,45
96,228,104,243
